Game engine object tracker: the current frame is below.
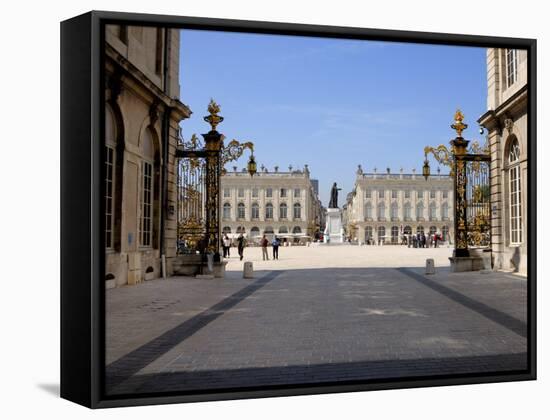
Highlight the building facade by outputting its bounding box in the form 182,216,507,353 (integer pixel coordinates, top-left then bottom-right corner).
104,25,191,287
219,166,323,241
478,48,528,273
344,167,454,244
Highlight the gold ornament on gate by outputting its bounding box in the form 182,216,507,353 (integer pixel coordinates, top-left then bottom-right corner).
204,98,224,131
451,109,468,137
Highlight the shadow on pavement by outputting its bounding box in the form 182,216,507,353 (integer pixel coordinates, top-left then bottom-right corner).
110,352,527,395
105,266,528,396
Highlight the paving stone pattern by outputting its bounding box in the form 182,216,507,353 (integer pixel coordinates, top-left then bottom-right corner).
105,246,527,395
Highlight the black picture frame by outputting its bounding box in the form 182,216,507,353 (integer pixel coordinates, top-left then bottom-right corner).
61,10,537,409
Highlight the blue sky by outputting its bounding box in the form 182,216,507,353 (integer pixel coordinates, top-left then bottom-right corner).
179,30,487,206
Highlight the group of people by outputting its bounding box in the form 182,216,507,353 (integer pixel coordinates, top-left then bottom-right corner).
406,232,443,248
222,233,248,261
221,233,282,261
260,235,281,261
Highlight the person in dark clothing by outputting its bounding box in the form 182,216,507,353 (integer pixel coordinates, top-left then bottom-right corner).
237,233,246,261
261,235,269,260
272,236,280,260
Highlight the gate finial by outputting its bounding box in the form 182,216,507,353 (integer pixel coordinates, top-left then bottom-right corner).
204,98,224,131
451,109,468,137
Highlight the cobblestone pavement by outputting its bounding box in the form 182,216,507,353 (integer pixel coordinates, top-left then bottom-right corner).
106,245,527,395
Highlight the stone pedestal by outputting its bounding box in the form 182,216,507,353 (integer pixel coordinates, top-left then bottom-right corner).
449,257,484,272
172,254,228,278
324,208,344,243
448,249,484,272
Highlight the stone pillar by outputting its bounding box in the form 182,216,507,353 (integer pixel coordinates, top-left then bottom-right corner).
489,129,503,269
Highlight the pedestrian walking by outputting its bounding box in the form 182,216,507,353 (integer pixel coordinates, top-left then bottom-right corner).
260,234,269,260
222,234,231,258
272,235,280,260
237,233,246,261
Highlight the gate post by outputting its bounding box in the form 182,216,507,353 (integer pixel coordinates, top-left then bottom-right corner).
450,136,470,258
202,100,224,261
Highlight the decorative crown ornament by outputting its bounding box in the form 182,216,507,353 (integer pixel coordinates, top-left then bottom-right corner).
204,98,224,131
451,109,468,137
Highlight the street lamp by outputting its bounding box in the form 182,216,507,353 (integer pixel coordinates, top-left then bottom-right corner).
422,158,431,180
247,152,257,177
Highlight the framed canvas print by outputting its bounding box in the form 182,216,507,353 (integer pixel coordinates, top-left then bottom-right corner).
60,11,536,408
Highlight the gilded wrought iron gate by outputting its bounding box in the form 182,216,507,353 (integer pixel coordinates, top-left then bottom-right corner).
454,153,491,255
174,99,252,259
176,153,206,254
176,134,222,256
465,157,491,248
424,110,492,261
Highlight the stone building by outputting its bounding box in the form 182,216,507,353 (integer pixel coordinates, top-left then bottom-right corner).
104,25,191,287
478,48,528,273
344,166,454,244
220,166,322,242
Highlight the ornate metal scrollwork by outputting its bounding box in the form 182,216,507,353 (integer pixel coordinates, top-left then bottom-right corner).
422,110,492,257
221,139,254,167
176,100,255,256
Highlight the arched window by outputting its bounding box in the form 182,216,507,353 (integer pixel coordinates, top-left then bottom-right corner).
105,104,117,249
293,203,301,219
365,202,372,220
416,201,424,220
251,202,259,219
391,226,399,243
222,203,231,220
442,202,449,219
237,203,245,219
264,226,274,235
378,226,386,240
404,202,411,220
378,203,385,220
429,226,437,236
250,227,260,237
292,226,302,234
442,225,449,241
279,226,288,234
222,226,231,234
236,226,246,234
279,203,288,219
265,203,273,219
391,202,398,220
417,225,424,234
404,225,412,234
429,202,437,220
365,226,373,242
508,137,522,244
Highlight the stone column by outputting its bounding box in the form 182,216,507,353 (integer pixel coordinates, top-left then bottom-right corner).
489,130,503,269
